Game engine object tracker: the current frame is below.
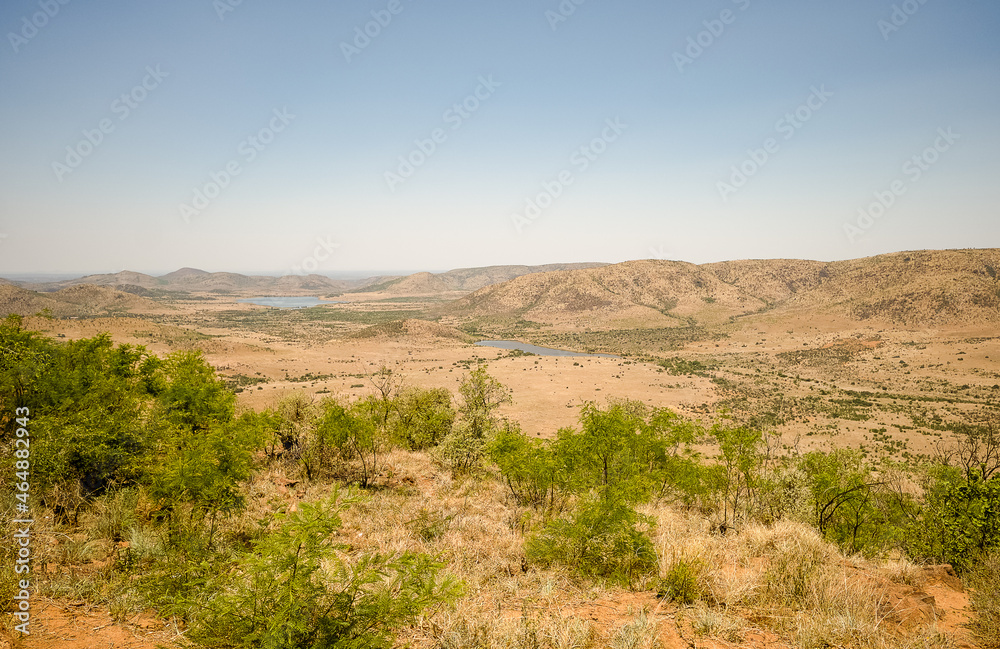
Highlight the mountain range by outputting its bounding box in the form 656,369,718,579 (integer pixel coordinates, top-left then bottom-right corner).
2,250,997,327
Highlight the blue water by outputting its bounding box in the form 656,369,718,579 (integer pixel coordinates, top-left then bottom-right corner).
475,340,619,358
237,297,341,309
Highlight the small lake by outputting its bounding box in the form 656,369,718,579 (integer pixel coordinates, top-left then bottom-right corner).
475,340,619,358
237,297,343,309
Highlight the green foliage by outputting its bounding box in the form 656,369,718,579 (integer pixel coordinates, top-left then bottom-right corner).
24,334,162,501
656,556,706,604
707,422,775,526
274,392,317,455
156,350,235,432
908,418,1000,571
187,492,462,649
911,469,1000,572
392,387,455,450
526,494,658,587
148,413,265,548
488,422,569,512
799,449,882,554
438,365,511,472
555,401,672,504
657,357,711,377
0,314,55,410
309,397,390,487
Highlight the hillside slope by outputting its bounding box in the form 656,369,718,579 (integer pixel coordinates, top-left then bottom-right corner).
444,249,1000,328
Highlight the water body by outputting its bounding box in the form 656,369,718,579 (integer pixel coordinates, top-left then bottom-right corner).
475,340,619,358
238,297,342,309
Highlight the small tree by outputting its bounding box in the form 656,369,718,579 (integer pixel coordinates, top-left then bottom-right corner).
391,387,455,450
488,421,569,512
312,398,389,487
438,365,510,472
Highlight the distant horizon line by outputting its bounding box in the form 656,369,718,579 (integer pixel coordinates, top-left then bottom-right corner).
1,247,995,283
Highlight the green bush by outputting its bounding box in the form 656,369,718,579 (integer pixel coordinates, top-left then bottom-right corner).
910,468,1000,572
310,397,390,486
392,387,455,450
488,422,569,512
148,412,264,549
656,556,706,604
555,401,681,504
526,494,658,587
187,492,461,649
437,366,510,472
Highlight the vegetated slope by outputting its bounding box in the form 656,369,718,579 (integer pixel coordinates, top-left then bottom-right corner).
13,263,609,298
444,249,1000,329
152,268,355,293
347,263,610,297
0,284,169,317
435,262,609,291
775,249,1000,326
350,318,473,341
703,258,830,304
445,260,767,328
14,267,368,295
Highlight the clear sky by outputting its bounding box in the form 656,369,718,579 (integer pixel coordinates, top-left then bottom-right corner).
1,0,998,276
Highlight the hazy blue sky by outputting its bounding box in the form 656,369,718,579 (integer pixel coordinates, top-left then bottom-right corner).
1,0,997,276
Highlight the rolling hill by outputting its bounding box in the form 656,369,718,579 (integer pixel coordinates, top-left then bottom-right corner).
442,249,1000,329
0,284,170,317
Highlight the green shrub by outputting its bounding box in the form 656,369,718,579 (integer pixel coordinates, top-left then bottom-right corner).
311,397,392,486
187,492,461,649
656,556,706,605
438,366,510,473
555,401,681,505
488,422,569,512
392,387,455,450
526,494,658,587
908,468,1000,572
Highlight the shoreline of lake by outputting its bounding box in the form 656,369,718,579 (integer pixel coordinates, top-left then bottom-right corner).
474,340,619,358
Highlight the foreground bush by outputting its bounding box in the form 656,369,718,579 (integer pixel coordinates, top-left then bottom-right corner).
525,494,657,587
188,492,461,649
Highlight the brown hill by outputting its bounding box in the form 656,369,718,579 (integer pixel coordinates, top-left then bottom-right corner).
350,319,473,341
0,284,169,318
17,268,363,295
347,263,609,297
446,260,766,328
435,263,609,292
444,249,1000,329
774,249,1000,326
